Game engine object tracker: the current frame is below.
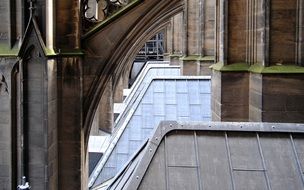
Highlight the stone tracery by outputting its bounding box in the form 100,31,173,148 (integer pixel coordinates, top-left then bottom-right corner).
0,73,8,95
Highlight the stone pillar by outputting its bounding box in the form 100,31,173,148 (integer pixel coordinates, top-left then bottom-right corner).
46,59,58,190
249,74,304,123
122,67,130,89
46,0,54,49
0,0,26,51
98,78,114,133
55,0,80,49
248,0,304,122
57,57,83,190
249,73,262,121
89,77,114,135
198,0,216,75
114,75,124,103
211,70,249,121
163,24,171,61
53,1,84,189
168,13,184,65
0,60,14,190
180,0,215,76
211,0,250,122
0,0,56,188
211,0,304,122
268,0,300,66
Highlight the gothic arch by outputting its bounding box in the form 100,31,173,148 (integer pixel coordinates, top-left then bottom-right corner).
113,22,169,90
82,0,184,145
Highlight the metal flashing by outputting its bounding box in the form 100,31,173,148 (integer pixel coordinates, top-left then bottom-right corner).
107,121,304,190
89,76,211,188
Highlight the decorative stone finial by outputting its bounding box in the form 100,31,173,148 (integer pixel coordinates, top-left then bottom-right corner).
28,0,36,17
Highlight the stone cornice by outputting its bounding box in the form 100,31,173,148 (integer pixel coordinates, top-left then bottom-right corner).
0,45,19,57
210,62,304,74
180,55,214,61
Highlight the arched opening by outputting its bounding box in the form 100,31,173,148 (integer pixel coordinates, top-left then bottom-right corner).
80,0,222,188
0,0,303,189
82,0,185,147
128,32,165,88
84,8,187,188
85,0,217,185
87,31,167,183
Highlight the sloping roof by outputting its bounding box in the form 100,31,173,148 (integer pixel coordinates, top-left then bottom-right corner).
121,61,179,109
90,76,211,188
104,121,304,190
90,62,181,187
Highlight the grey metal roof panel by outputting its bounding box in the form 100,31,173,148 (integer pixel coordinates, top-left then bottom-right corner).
89,153,103,176
121,61,179,106
105,121,304,190
90,77,211,188
114,64,181,127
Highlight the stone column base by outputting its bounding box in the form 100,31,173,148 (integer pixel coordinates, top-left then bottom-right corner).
169,55,182,66
211,70,249,121
211,69,304,123
249,73,304,123
181,56,214,76
181,60,200,75
199,60,213,76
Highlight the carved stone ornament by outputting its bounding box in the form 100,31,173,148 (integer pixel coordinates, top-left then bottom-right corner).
0,73,8,95
82,0,130,31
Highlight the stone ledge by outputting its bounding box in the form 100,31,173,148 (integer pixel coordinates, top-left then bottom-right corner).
209,62,249,72
249,64,304,74
210,62,304,74
0,44,19,57
180,55,215,61
55,49,85,57
43,48,84,57
169,54,183,58
0,44,84,57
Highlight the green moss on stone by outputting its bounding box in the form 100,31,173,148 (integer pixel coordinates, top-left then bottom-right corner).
209,62,224,70
210,62,249,72
0,44,19,57
199,56,214,61
248,64,304,74
248,63,264,73
169,54,183,58
211,62,304,74
180,55,215,61
0,43,84,57
180,55,200,61
261,65,304,74
221,63,249,71
45,48,57,56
